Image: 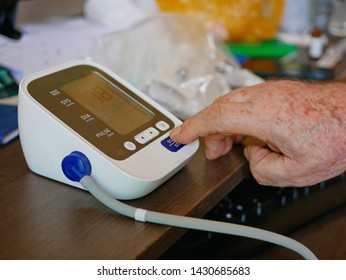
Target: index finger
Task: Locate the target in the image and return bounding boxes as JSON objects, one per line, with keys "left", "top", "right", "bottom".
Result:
{"left": 170, "top": 100, "right": 257, "bottom": 144}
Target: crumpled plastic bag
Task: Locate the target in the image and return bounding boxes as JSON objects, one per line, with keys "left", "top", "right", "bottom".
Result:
{"left": 90, "top": 13, "right": 263, "bottom": 119}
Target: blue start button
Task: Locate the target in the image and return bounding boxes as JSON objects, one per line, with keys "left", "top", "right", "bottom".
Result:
{"left": 161, "top": 136, "right": 185, "bottom": 152}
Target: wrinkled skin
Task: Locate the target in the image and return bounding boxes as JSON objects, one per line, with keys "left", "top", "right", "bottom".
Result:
{"left": 170, "top": 80, "right": 346, "bottom": 187}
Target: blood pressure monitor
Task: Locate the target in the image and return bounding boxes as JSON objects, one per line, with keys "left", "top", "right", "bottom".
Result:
{"left": 18, "top": 60, "right": 199, "bottom": 199}
{"left": 17, "top": 61, "right": 319, "bottom": 260}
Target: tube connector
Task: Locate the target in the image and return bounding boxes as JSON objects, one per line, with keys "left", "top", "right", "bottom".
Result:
{"left": 61, "top": 151, "right": 92, "bottom": 182}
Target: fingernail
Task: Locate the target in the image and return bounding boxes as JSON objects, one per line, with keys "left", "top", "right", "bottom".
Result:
{"left": 205, "top": 149, "right": 216, "bottom": 160}
{"left": 243, "top": 147, "right": 249, "bottom": 160}
{"left": 205, "top": 148, "right": 211, "bottom": 160}
{"left": 170, "top": 126, "right": 181, "bottom": 139}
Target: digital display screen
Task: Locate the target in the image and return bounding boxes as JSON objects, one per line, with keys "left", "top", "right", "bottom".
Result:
{"left": 59, "top": 72, "right": 154, "bottom": 135}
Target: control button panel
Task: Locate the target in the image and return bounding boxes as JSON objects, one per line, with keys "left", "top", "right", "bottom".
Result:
{"left": 134, "top": 127, "right": 160, "bottom": 144}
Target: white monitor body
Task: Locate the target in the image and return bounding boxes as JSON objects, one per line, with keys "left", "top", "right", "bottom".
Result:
{"left": 18, "top": 60, "right": 199, "bottom": 199}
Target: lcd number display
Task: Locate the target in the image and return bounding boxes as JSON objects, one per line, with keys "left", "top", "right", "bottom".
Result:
{"left": 60, "top": 73, "right": 154, "bottom": 135}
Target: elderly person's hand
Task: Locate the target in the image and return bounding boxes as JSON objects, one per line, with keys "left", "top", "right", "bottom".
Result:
{"left": 170, "top": 80, "right": 346, "bottom": 187}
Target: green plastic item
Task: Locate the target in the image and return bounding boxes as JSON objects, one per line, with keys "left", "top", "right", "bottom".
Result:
{"left": 227, "top": 40, "right": 297, "bottom": 59}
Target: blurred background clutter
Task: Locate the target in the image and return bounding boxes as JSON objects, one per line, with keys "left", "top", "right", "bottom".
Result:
{"left": 1, "top": 0, "right": 346, "bottom": 137}
{"left": 1, "top": 0, "right": 346, "bottom": 120}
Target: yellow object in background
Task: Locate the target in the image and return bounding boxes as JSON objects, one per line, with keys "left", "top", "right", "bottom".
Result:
{"left": 156, "top": 0, "right": 286, "bottom": 43}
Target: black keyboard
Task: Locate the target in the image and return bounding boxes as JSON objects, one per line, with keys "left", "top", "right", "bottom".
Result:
{"left": 161, "top": 172, "right": 346, "bottom": 259}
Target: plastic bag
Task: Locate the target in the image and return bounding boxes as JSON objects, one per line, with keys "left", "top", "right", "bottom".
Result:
{"left": 90, "top": 13, "right": 263, "bottom": 119}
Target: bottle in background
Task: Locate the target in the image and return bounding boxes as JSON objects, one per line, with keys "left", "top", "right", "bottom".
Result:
{"left": 308, "top": 0, "right": 331, "bottom": 60}
{"left": 309, "top": 27, "right": 325, "bottom": 59}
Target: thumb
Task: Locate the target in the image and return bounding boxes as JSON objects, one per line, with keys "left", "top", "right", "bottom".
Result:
{"left": 244, "top": 145, "right": 289, "bottom": 186}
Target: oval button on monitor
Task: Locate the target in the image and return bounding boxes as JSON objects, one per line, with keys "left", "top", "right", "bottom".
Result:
{"left": 156, "top": 121, "right": 170, "bottom": 131}
{"left": 124, "top": 141, "right": 136, "bottom": 151}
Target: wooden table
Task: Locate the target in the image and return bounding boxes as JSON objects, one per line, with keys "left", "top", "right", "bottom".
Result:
{"left": 1, "top": 138, "right": 345, "bottom": 260}
{"left": 0, "top": 139, "right": 248, "bottom": 259}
